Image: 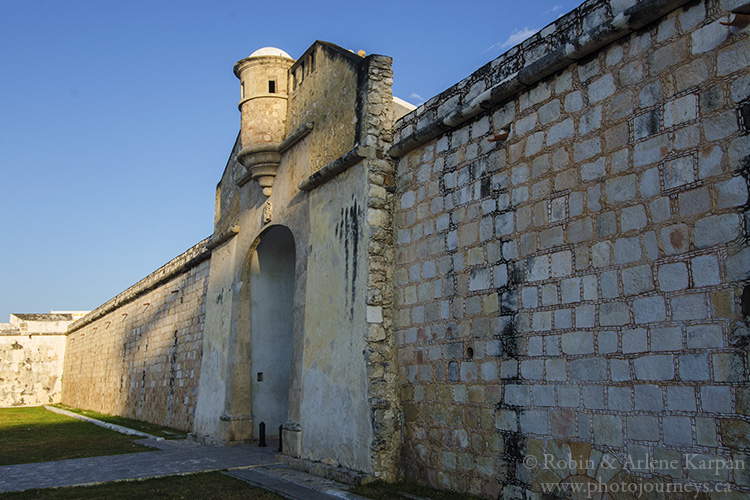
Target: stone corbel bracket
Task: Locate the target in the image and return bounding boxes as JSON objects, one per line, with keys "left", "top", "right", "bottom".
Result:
{"left": 236, "top": 122, "right": 314, "bottom": 192}
{"left": 238, "top": 147, "right": 280, "bottom": 196}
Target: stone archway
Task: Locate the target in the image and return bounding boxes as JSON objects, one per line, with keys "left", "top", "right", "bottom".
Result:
{"left": 248, "top": 225, "right": 296, "bottom": 439}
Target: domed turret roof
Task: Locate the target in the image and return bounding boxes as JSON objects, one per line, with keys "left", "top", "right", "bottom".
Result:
{"left": 249, "top": 47, "right": 293, "bottom": 59}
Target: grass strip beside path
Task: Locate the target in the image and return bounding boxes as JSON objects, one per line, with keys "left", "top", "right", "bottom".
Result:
{"left": 351, "top": 480, "right": 484, "bottom": 500}
{"left": 0, "top": 407, "right": 152, "bottom": 466}
{"left": 0, "top": 472, "right": 285, "bottom": 500}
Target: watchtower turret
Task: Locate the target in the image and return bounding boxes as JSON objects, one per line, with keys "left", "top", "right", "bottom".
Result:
{"left": 233, "top": 47, "right": 295, "bottom": 196}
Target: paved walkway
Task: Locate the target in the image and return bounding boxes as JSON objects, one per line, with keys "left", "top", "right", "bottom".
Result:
{"left": 0, "top": 438, "right": 367, "bottom": 499}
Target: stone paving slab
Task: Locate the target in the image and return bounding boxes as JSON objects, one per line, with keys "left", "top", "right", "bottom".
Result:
{"left": 0, "top": 440, "right": 278, "bottom": 493}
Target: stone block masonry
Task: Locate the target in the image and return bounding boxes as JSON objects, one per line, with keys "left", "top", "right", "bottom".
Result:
{"left": 0, "top": 313, "right": 74, "bottom": 407}
{"left": 1, "top": 334, "right": 67, "bottom": 407}
{"left": 15, "top": 2, "right": 749, "bottom": 495}
{"left": 62, "top": 240, "right": 210, "bottom": 431}
{"left": 392, "top": 0, "right": 750, "bottom": 497}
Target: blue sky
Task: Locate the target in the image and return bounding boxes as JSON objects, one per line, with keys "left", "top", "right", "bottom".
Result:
{"left": 0, "top": 0, "right": 568, "bottom": 320}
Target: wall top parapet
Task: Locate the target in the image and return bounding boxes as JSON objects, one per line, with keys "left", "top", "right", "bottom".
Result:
{"left": 390, "top": 0, "right": 695, "bottom": 157}
{"left": 67, "top": 238, "right": 211, "bottom": 334}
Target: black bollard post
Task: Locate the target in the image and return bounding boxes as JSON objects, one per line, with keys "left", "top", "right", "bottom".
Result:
{"left": 278, "top": 425, "right": 283, "bottom": 452}
{"left": 259, "top": 422, "right": 267, "bottom": 447}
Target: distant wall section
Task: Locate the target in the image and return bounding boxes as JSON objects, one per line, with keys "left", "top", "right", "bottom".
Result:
{"left": 0, "top": 314, "right": 71, "bottom": 407}
{"left": 61, "top": 240, "right": 211, "bottom": 431}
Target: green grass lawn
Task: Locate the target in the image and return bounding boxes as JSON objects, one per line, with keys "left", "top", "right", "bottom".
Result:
{"left": 0, "top": 472, "right": 284, "bottom": 500}
{"left": 0, "top": 406, "right": 152, "bottom": 466}
{"left": 0, "top": 407, "right": 470, "bottom": 500}
{"left": 52, "top": 404, "right": 188, "bottom": 439}
{"left": 351, "top": 480, "right": 484, "bottom": 500}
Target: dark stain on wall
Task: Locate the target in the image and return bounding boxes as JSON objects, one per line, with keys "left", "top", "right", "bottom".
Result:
{"left": 166, "top": 329, "right": 179, "bottom": 425}
{"left": 335, "top": 198, "right": 361, "bottom": 321}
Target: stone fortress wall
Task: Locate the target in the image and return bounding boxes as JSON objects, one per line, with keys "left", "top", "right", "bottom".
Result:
{"left": 10, "top": 0, "right": 748, "bottom": 497}
{"left": 0, "top": 313, "right": 77, "bottom": 407}
{"left": 391, "top": 0, "right": 750, "bottom": 496}
{"left": 61, "top": 240, "right": 210, "bottom": 431}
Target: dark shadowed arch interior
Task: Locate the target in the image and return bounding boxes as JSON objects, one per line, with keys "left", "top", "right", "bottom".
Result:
{"left": 249, "top": 225, "right": 295, "bottom": 439}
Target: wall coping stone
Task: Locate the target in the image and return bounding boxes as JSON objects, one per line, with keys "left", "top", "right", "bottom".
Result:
{"left": 67, "top": 238, "right": 211, "bottom": 334}
{"left": 0, "top": 330, "right": 68, "bottom": 336}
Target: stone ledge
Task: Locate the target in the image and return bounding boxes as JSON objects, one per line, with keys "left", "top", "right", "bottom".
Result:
{"left": 206, "top": 225, "right": 240, "bottom": 250}
{"left": 0, "top": 330, "right": 67, "bottom": 336}
{"left": 298, "top": 145, "right": 374, "bottom": 191}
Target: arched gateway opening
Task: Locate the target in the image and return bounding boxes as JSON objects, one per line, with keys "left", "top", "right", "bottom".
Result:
{"left": 248, "top": 225, "right": 295, "bottom": 439}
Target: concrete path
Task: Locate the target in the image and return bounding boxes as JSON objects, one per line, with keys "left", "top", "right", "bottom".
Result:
{"left": 0, "top": 438, "right": 367, "bottom": 499}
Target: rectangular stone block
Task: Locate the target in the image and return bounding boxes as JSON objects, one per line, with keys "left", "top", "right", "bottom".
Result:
{"left": 671, "top": 294, "right": 707, "bottom": 321}
{"left": 664, "top": 416, "right": 692, "bottom": 447}
{"left": 634, "top": 384, "right": 663, "bottom": 411}
{"left": 658, "top": 262, "right": 689, "bottom": 291}
{"left": 593, "top": 414, "right": 623, "bottom": 447}
{"left": 520, "top": 410, "right": 548, "bottom": 434}
{"left": 613, "top": 236, "right": 641, "bottom": 264}
{"left": 582, "top": 385, "right": 605, "bottom": 409}
{"left": 622, "top": 265, "right": 654, "bottom": 295}
{"left": 575, "top": 304, "right": 595, "bottom": 328}
{"left": 599, "top": 302, "right": 630, "bottom": 326}
{"left": 504, "top": 384, "right": 531, "bottom": 406}
{"left": 694, "top": 213, "right": 742, "bottom": 248}
{"left": 468, "top": 268, "right": 491, "bottom": 291}
{"left": 650, "top": 326, "right": 682, "bottom": 351}
{"left": 558, "top": 385, "right": 580, "bottom": 407}
{"left": 686, "top": 324, "right": 723, "bottom": 349}
{"left": 561, "top": 331, "right": 594, "bottom": 355}
{"left": 569, "top": 358, "right": 606, "bottom": 381}
{"left": 667, "top": 386, "right": 697, "bottom": 412}
{"left": 634, "top": 355, "right": 674, "bottom": 380}
{"left": 633, "top": 296, "right": 666, "bottom": 324}
{"left": 622, "top": 328, "right": 648, "bottom": 353}
{"left": 545, "top": 359, "right": 567, "bottom": 381}
{"left": 627, "top": 415, "right": 659, "bottom": 441}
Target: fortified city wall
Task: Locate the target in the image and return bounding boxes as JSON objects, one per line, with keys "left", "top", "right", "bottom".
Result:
{"left": 36, "top": 0, "right": 750, "bottom": 496}
{"left": 391, "top": 0, "right": 750, "bottom": 496}
{"left": 61, "top": 240, "right": 211, "bottom": 431}
{"left": 0, "top": 314, "right": 74, "bottom": 407}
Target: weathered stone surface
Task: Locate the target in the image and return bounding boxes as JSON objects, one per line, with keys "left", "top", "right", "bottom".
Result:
{"left": 634, "top": 355, "right": 674, "bottom": 380}
{"left": 42, "top": 1, "right": 750, "bottom": 496}
{"left": 1, "top": 314, "right": 74, "bottom": 407}
{"left": 694, "top": 213, "right": 742, "bottom": 248}
{"left": 720, "top": 420, "right": 750, "bottom": 449}
{"left": 64, "top": 244, "right": 210, "bottom": 432}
